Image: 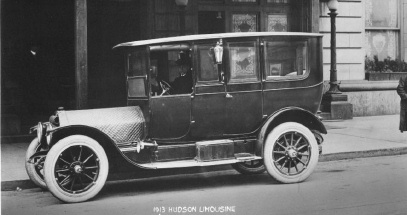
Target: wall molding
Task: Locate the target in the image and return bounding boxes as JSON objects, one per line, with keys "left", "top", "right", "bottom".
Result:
{"left": 339, "top": 80, "right": 399, "bottom": 92}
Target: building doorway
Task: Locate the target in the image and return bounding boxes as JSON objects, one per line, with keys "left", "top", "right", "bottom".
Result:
{"left": 87, "top": 0, "right": 141, "bottom": 109}
{"left": 198, "top": 11, "right": 225, "bottom": 34}
{"left": 1, "top": 0, "right": 75, "bottom": 135}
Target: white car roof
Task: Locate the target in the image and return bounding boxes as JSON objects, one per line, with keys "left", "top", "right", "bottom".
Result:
{"left": 113, "top": 32, "right": 323, "bottom": 49}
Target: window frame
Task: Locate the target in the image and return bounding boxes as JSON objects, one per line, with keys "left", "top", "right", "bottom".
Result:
{"left": 364, "top": 0, "right": 403, "bottom": 61}
{"left": 198, "top": 0, "right": 310, "bottom": 33}
{"left": 148, "top": 43, "right": 194, "bottom": 96}
{"left": 230, "top": 12, "right": 260, "bottom": 32}
{"left": 266, "top": 13, "right": 289, "bottom": 32}
{"left": 126, "top": 47, "right": 149, "bottom": 98}
{"left": 262, "top": 37, "right": 311, "bottom": 82}
{"left": 194, "top": 40, "right": 223, "bottom": 85}
{"left": 224, "top": 38, "right": 261, "bottom": 83}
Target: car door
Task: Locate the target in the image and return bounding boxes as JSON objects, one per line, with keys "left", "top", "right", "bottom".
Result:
{"left": 223, "top": 39, "right": 263, "bottom": 135}
{"left": 148, "top": 45, "right": 192, "bottom": 139}
{"left": 190, "top": 40, "right": 226, "bottom": 139}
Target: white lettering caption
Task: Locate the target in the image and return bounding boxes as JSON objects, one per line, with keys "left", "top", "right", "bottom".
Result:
{"left": 153, "top": 206, "right": 236, "bottom": 214}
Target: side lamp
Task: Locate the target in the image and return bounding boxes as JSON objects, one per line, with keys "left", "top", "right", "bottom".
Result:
{"left": 213, "top": 39, "right": 223, "bottom": 64}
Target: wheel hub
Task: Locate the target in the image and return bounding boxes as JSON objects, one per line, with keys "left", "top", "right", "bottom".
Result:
{"left": 271, "top": 130, "right": 313, "bottom": 177}
{"left": 287, "top": 147, "right": 298, "bottom": 158}
{"left": 74, "top": 165, "right": 83, "bottom": 174}
{"left": 54, "top": 144, "right": 102, "bottom": 195}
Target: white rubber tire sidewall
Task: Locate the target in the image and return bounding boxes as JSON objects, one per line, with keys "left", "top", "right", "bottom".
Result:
{"left": 44, "top": 135, "right": 109, "bottom": 203}
{"left": 264, "top": 122, "right": 319, "bottom": 183}
{"left": 25, "top": 138, "right": 47, "bottom": 189}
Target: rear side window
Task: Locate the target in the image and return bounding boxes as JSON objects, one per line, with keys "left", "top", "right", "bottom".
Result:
{"left": 264, "top": 40, "right": 308, "bottom": 80}
{"left": 228, "top": 41, "right": 259, "bottom": 82}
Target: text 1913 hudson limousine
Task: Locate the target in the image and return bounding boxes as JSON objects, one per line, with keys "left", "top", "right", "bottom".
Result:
{"left": 26, "top": 32, "right": 326, "bottom": 203}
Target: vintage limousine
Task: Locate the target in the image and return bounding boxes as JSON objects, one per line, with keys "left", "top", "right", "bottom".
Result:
{"left": 26, "top": 32, "right": 326, "bottom": 203}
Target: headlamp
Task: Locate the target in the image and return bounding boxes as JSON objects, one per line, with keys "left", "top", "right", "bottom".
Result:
{"left": 37, "top": 122, "right": 45, "bottom": 143}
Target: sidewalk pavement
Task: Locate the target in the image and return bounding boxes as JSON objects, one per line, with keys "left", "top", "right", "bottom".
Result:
{"left": 2, "top": 115, "right": 407, "bottom": 191}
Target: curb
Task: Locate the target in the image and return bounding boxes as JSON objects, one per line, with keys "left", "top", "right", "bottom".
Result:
{"left": 1, "top": 180, "right": 36, "bottom": 191}
{"left": 3, "top": 147, "right": 407, "bottom": 191}
{"left": 318, "top": 147, "right": 407, "bottom": 162}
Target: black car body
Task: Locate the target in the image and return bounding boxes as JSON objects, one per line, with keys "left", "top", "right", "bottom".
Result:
{"left": 26, "top": 32, "right": 326, "bottom": 203}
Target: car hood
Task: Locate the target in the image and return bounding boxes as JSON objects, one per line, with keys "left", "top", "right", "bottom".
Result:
{"left": 57, "top": 106, "right": 146, "bottom": 144}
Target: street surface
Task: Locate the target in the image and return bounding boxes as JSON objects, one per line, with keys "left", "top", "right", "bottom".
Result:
{"left": 2, "top": 155, "right": 407, "bottom": 215}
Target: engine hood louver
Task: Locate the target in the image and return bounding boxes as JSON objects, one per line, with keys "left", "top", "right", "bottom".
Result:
{"left": 58, "top": 106, "right": 146, "bottom": 144}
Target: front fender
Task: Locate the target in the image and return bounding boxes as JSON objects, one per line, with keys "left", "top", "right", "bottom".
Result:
{"left": 48, "top": 125, "right": 150, "bottom": 170}
{"left": 256, "top": 107, "right": 327, "bottom": 156}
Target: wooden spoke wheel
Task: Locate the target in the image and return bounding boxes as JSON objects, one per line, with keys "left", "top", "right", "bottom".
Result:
{"left": 44, "top": 135, "right": 108, "bottom": 203}
{"left": 263, "top": 122, "right": 318, "bottom": 183}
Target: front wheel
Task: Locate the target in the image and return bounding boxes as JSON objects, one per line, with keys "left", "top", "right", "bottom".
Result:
{"left": 44, "top": 135, "right": 109, "bottom": 203}
{"left": 263, "top": 122, "right": 318, "bottom": 183}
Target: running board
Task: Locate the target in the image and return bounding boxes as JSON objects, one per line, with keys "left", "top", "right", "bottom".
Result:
{"left": 138, "top": 156, "right": 262, "bottom": 169}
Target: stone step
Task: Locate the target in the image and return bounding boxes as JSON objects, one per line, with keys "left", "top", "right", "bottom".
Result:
{"left": 319, "top": 112, "right": 332, "bottom": 121}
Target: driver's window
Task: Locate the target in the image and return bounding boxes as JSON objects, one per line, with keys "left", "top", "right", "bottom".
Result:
{"left": 149, "top": 44, "right": 193, "bottom": 96}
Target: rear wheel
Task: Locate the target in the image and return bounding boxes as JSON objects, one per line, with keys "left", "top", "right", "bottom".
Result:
{"left": 44, "top": 135, "right": 108, "bottom": 203}
{"left": 263, "top": 122, "right": 318, "bottom": 183}
{"left": 25, "top": 138, "right": 47, "bottom": 189}
{"left": 231, "top": 160, "right": 266, "bottom": 175}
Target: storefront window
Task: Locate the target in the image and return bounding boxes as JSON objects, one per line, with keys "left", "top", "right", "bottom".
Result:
{"left": 232, "top": 14, "right": 258, "bottom": 32}
{"left": 365, "top": 31, "right": 397, "bottom": 61}
{"left": 365, "top": 0, "right": 399, "bottom": 61}
{"left": 365, "top": 0, "right": 397, "bottom": 28}
{"left": 267, "top": 14, "right": 288, "bottom": 32}
{"left": 198, "top": 0, "right": 306, "bottom": 33}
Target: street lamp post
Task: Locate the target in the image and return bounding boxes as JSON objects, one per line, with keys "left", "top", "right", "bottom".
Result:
{"left": 320, "top": 0, "right": 353, "bottom": 119}
{"left": 175, "top": 0, "right": 188, "bottom": 36}
{"left": 326, "top": 0, "right": 340, "bottom": 94}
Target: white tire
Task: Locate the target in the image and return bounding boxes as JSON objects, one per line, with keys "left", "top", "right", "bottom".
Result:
{"left": 264, "top": 122, "right": 318, "bottom": 183}
{"left": 25, "top": 138, "right": 47, "bottom": 189}
{"left": 44, "top": 135, "right": 109, "bottom": 203}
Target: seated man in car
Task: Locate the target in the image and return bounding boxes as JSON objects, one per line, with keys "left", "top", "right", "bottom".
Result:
{"left": 171, "top": 51, "right": 193, "bottom": 94}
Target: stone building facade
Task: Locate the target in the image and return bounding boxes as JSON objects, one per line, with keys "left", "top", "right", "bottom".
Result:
{"left": 1, "top": 0, "right": 407, "bottom": 136}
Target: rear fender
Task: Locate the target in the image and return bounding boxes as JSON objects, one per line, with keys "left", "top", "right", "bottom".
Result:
{"left": 256, "top": 107, "right": 327, "bottom": 156}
